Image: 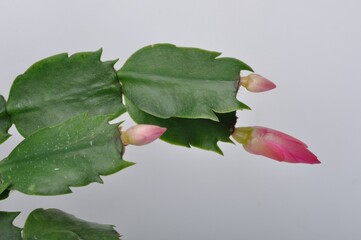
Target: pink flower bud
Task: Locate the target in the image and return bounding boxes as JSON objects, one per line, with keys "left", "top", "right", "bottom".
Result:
{"left": 121, "top": 125, "right": 166, "bottom": 146}
{"left": 232, "top": 126, "right": 320, "bottom": 164}
{"left": 240, "top": 74, "right": 276, "bottom": 92}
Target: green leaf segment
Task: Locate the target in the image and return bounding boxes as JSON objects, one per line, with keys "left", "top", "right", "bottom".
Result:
{"left": 0, "top": 209, "right": 121, "bottom": 240}
{"left": 119, "top": 44, "right": 252, "bottom": 121}
{"left": 23, "top": 209, "right": 121, "bottom": 240}
{"left": 125, "top": 97, "right": 236, "bottom": 154}
{"left": 7, "top": 50, "right": 126, "bottom": 137}
{"left": 0, "top": 95, "right": 12, "bottom": 144}
{"left": 0, "top": 114, "right": 133, "bottom": 197}
{"left": 119, "top": 44, "right": 252, "bottom": 153}
{"left": 0, "top": 212, "right": 22, "bottom": 240}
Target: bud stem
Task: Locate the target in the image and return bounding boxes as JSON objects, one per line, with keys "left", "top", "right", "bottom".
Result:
{"left": 232, "top": 127, "right": 253, "bottom": 145}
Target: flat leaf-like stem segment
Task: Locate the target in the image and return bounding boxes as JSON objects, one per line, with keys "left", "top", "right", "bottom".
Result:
{"left": 118, "top": 44, "right": 252, "bottom": 121}
{"left": 23, "top": 209, "right": 121, "bottom": 240}
{"left": 0, "top": 212, "right": 22, "bottom": 240}
{"left": 126, "top": 98, "right": 236, "bottom": 154}
{"left": 0, "top": 114, "right": 133, "bottom": 196}
{"left": 7, "top": 50, "right": 126, "bottom": 137}
{"left": 0, "top": 95, "right": 12, "bottom": 144}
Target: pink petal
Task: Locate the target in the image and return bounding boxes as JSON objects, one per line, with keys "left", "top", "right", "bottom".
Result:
{"left": 280, "top": 141, "right": 320, "bottom": 164}
{"left": 262, "top": 127, "right": 308, "bottom": 147}
{"left": 244, "top": 137, "right": 286, "bottom": 162}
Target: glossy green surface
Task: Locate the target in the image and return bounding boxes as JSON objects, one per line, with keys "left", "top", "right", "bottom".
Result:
{"left": 126, "top": 97, "right": 236, "bottom": 154}
{"left": 119, "top": 44, "right": 252, "bottom": 121}
{"left": 23, "top": 209, "right": 121, "bottom": 240}
{"left": 7, "top": 50, "right": 125, "bottom": 137}
{"left": 0, "top": 95, "right": 12, "bottom": 144}
{"left": 0, "top": 114, "right": 133, "bottom": 197}
{"left": 0, "top": 212, "right": 22, "bottom": 240}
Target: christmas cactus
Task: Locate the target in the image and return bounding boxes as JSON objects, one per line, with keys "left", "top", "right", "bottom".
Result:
{"left": 0, "top": 43, "right": 319, "bottom": 201}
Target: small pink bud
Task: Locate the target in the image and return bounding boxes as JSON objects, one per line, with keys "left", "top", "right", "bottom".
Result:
{"left": 240, "top": 74, "right": 276, "bottom": 92}
{"left": 121, "top": 125, "right": 166, "bottom": 146}
{"left": 232, "top": 126, "right": 320, "bottom": 164}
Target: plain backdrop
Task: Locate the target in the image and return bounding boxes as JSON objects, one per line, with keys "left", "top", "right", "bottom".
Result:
{"left": 1, "top": 0, "right": 360, "bottom": 239}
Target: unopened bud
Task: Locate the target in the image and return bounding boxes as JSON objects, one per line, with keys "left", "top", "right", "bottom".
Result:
{"left": 240, "top": 74, "right": 276, "bottom": 92}
{"left": 232, "top": 126, "right": 320, "bottom": 164}
{"left": 121, "top": 124, "right": 166, "bottom": 146}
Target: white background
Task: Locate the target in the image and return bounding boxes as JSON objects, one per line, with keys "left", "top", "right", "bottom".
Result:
{"left": 1, "top": 0, "right": 360, "bottom": 239}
